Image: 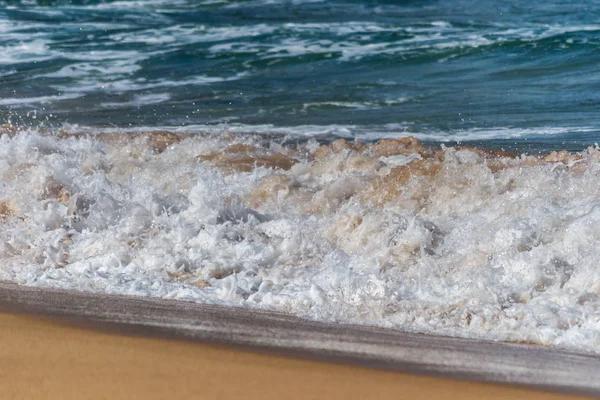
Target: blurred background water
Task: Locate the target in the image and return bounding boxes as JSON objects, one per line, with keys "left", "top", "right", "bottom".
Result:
{"left": 1, "top": 0, "right": 600, "bottom": 151}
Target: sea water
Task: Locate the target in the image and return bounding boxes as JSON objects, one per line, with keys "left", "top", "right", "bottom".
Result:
{"left": 2, "top": 0, "right": 600, "bottom": 151}
{"left": 2, "top": 0, "right": 600, "bottom": 352}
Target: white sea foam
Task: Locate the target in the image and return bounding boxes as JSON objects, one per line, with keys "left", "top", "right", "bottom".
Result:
{"left": 101, "top": 93, "right": 171, "bottom": 108}
{"left": 111, "top": 123, "right": 593, "bottom": 143}
{"left": 0, "top": 39, "right": 55, "bottom": 65}
{"left": 204, "top": 20, "right": 600, "bottom": 61}
{"left": 298, "top": 98, "right": 410, "bottom": 111}
{"left": 51, "top": 72, "right": 247, "bottom": 94}
{"left": 207, "top": 29, "right": 494, "bottom": 61}
{"left": 301, "top": 102, "right": 378, "bottom": 111}
{"left": 376, "top": 125, "right": 599, "bottom": 142}
{"left": 0, "top": 93, "right": 82, "bottom": 106}
{"left": 1, "top": 12, "right": 595, "bottom": 80}
{"left": 39, "top": 60, "right": 142, "bottom": 79}
{"left": 110, "top": 24, "right": 277, "bottom": 46}
{"left": 282, "top": 22, "right": 398, "bottom": 35}
{"left": 2, "top": 128, "right": 600, "bottom": 353}
{"left": 223, "top": 0, "right": 325, "bottom": 8}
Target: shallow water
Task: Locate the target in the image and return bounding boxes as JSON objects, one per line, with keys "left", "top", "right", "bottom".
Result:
{"left": 1, "top": 0, "right": 600, "bottom": 150}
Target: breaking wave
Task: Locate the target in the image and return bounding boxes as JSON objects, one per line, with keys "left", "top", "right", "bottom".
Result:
{"left": 2, "top": 126, "right": 600, "bottom": 352}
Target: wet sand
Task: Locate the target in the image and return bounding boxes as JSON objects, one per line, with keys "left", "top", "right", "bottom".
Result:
{"left": 1, "top": 282, "right": 600, "bottom": 399}
{"left": 0, "top": 312, "right": 594, "bottom": 400}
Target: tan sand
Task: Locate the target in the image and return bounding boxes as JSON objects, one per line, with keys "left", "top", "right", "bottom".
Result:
{"left": 0, "top": 313, "right": 591, "bottom": 400}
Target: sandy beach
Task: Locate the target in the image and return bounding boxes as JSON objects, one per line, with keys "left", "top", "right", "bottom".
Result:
{"left": 1, "top": 312, "right": 594, "bottom": 400}
{"left": 1, "top": 283, "right": 599, "bottom": 399}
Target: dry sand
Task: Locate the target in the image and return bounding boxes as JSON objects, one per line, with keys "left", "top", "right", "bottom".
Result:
{"left": 0, "top": 313, "right": 592, "bottom": 400}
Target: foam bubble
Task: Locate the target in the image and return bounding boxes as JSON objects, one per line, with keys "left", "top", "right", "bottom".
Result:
{"left": 0, "top": 93, "right": 82, "bottom": 106}
{"left": 101, "top": 93, "right": 171, "bottom": 109}
{"left": 2, "top": 128, "right": 600, "bottom": 352}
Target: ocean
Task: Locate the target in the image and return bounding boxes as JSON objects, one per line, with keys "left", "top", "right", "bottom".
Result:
{"left": 2, "top": 0, "right": 600, "bottom": 150}
{"left": 2, "top": 0, "right": 600, "bottom": 353}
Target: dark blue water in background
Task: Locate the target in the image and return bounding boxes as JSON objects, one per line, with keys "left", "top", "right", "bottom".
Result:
{"left": 1, "top": 0, "right": 600, "bottom": 151}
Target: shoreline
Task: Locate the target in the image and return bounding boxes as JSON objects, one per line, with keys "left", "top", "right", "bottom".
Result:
{"left": 4, "top": 311, "right": 593, "bottom": 400}
{"left": 1, "top": 281, "right": 599, "bottom": 397}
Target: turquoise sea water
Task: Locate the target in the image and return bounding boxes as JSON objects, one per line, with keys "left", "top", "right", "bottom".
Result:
{"left": 1, "top": 0, "right": 600, "bottom": 151}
